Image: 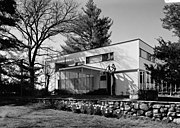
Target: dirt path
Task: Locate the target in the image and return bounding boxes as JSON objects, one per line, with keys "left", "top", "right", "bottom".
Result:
{"left": 0, "top": 103, "right": 179, "bottom": 128}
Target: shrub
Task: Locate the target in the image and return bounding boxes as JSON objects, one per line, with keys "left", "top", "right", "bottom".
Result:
{"left": 93, "top": 105, "right": 102, "bottom": 115}
{"left": 35, "top": 89, "right": 51, "bottom": 97}
{"left": 138, "top": 90, "right": 158, "bottom": 100}
{"left": 86, "top": 104, "right": 94, "bottom": 115}
{"left": 54, "top": 100, "right": 67, "bottom": 110}
{"left": 86, "top": 89, "right": 108, "bottom": 95}
{"left": 53, "top": 89, "right": 73, "bottom": 95}
{"left": 80, "top": 104, "right": 88, "bottom": 114}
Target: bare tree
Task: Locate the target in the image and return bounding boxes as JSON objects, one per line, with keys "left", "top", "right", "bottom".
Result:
{"left": 14, "top": 0, "right": 79, "bottom": 92}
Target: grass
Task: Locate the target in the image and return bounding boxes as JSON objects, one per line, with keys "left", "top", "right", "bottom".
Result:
{"left": 0, "top": 103, "right": 179, "bottom": 128}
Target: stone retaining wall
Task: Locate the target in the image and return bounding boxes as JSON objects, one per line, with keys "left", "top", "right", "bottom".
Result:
{"left": 38, "top": 98, "right": 180, "bottom": 124}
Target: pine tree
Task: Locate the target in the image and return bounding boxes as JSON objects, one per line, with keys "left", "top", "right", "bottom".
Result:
{"left": 61, "top": 0, "right": 113, "bottom": 54}
{"left": 0, "top": 0, "right": 19, "bottom": 77}
{"left": 0, "top": 0, "right": 19, "bottom": 50}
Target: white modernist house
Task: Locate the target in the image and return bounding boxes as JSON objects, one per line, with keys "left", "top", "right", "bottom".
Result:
{"left": 46, "top": 39, "right": 155, "bottom": 98}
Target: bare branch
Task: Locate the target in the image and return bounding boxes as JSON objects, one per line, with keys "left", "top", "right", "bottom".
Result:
{"left": 13, "top": 0, "right": 79, "bottom": 87}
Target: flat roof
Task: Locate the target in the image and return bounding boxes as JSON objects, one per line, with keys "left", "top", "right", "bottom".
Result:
{"left": 46, "top": 38, "right": 153, "bottom": 63}
{"left": 58, "top": 65, "right": 105, "bottom": 72}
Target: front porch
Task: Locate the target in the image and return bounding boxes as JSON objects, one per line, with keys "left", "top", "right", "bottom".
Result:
{"left": 57, "top": 65, "right": 108, "bottom": 94}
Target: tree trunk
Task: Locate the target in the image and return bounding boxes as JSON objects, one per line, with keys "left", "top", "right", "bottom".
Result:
{"left": 45, "top": 74, "right": 50, "bottom": 95}
{"left": 29, "top": 64, "right": 35, "bottom": 95}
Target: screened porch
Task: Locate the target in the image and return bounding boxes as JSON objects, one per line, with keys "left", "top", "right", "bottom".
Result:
{"left": 57, "top": 65, "right": 106, "bottom": 94}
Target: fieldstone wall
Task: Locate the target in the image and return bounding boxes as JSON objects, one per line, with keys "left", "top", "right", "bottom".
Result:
{"left": 39, "top": 98, "right": 180, "bottom": 124}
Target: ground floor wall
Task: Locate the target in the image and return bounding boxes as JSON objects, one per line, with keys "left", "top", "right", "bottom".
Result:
{"left": 49, "top": 68, "right": 155, "bottom": 97}
{"left": 55, "top": 70, "right": 140, "bottom": 96}
{"left": 114, "top": 71, "right": 138, "bottom": 96}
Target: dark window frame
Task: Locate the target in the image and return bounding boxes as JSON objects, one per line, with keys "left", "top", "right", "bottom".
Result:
{"left": 139, "top": 48, "right": 154, "bottom": 63}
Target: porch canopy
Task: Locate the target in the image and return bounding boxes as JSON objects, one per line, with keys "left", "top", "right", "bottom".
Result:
{"left": 57, "top": 64, "right": 105, "bottom": 75}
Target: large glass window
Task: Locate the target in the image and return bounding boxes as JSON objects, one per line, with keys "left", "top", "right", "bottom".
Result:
{"left": 139, "top": 71, "right": 155, "bottom": 90}
{"left": 58, "top": 71, "right": 94, "bottom": 93}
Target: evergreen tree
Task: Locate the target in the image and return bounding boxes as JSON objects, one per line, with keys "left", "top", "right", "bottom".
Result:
{"left": 0, "top": 0, "right": 22, "bottom": 83}
{"left": 0, "top": 0, "right": 20, "bottom": 51}
{"left": 161, "top": 4, "right": 180, "bottom": 38}
{"left": 146, "top": 4, "right": 180, "bottom": 86}
{"left": 61, "top": 0, "right": 113, "bottom": 54}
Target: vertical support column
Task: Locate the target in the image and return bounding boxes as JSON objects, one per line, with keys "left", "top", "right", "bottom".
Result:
{"left": 138, "top": 69, "right": 140, "bottom": 90}
{"left": 57, "top": 71, "right": 61, "bottom": 89}
{"left": 65, "top": 70, "right": 66, "bottom": 90}
{"left": 88, "top": 74, "right": 90, "bottom": 91}
{"left": 90, "top": 68, "right": 92, "bottom": 91}
{"left": 77, "top": 72, "right": 79, "bottom": 93}
{"left": 148, "top": 72, "right": 150, "bottom": 89}
{"left": 149, "top": 74, "right": 152, "bottom": 89}
{"left": 170, "top": 83, "right": 172, "bottom": 96}
{"left": 86, "top": 74, "right": 88, "bottom": 93}
{"left": 144, "top": 71, "right": 146, "bottom": 90}
{"left": 55, "top": 68, "right": 56, "bottom": 90}
{"left": 161, "top": 80, "right": 163, "bottom": 94}
{"left": 81, "top": 67, "right": 83, "bottom": 94}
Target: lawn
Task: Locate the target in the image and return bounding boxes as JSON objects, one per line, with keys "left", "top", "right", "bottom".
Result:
{"left": 0, "top": 103, "right": 179, "bottom": 128}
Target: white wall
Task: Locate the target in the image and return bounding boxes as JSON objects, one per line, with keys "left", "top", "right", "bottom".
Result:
{"left": 115, "top": 71, "right": 138, "bottom": 95}
{"left": 54, "top": 39, "right": 140, "bottom": 71}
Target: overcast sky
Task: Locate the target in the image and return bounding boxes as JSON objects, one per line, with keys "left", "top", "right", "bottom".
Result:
{"left": 74, "top": 0, "right": 178, "bottom": 47}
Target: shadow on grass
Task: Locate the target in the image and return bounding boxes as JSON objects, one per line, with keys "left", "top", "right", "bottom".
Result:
{"left": 0, "top": 97, "right": 37, "bottom": 106}
{"left": 1, "top": 95, "right": 180, "bottom": 107}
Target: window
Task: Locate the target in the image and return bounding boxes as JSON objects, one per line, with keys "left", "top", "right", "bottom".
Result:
{"left": 86, "top": 52, "right": 114, "bottom": 64}
{"left": 151, "top": 56, "right": 155, "bottom": 63}
{"left": 140, "top": 49, "right": 147, "bottom": 59}
{"left": 102, "top": 52, "right": 114, "bottom": 61}
{"left": 140, "top": 48, "right": 154, "bottom": 62}
{"left": 86, "top": 57, "right": 90, "bottom": 64}
{"left": 86, "top": 55, "right": 102, "bottom": 64}
{"left": 140, "top": 71, "right": 144, "bottom": 84}
{"left": 139, "top": 71, "right": 155, "bottom": 90}
{"left": 100, "top": 75, "right": 106, "bottom": 81}
{"left": 147, "top": 53, "right": 151, "bottom": 61}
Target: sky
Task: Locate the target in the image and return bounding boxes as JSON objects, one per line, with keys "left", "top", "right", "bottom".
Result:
{"left": 70, "top": 0, "right": 178, "bottom": 47}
